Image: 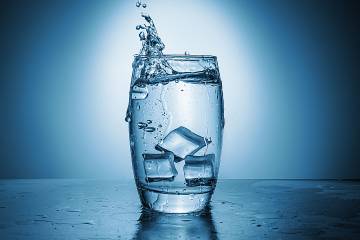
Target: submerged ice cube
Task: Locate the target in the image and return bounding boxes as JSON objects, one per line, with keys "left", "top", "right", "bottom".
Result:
{"left": 183, "top": 154, "right": 215, "bottom": 186}
{"left": 131, "top": 84, "right": 149, "bottom": 100}
{"left": 184, "top": 154, "right": 215, "bottom": 164}
{"left": 143, "top": 152, "right": 177, "bottom": 182}
{"left": 156, "top": 126, "right": 206, "bottom": 159}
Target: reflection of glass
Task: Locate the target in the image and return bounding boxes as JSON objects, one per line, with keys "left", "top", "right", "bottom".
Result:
{"left": 127, "top": 55, "right": 224, "bottom": 213}
{"left": 133, "top": 208, "right": 218, "bottom": 240}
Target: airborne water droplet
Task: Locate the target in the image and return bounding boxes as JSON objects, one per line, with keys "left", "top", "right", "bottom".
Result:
{"left": 146, "top": 120, "right": 152, "bottom": 124}
{"left": 136, "top": 1, "right": 141, "bottom": 7}
{"left": 136, "top": 24, "right": 145, "bottom": 30}
{"left": 142, "top": 3, "right": 147, "bottom": 8}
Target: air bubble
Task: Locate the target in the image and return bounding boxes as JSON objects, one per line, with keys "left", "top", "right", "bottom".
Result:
{"left": 138, "top": 122, "right": 148, "bottom": 129}
{"left": 144, "top": 127, "right": 156, "bottom": 132}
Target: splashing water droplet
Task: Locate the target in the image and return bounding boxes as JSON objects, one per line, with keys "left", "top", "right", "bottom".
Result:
{"left": 136, "top": 1, "right": 141, "bottom": 7}
{"left": 142, "top": 3, "right": 147, "bottom": 8}
{"left": 136, "top": 24, "right": 145, "bottom": 30}
{"left": 139, "top": 31, "right": 146, "bottom": 41}
{"left": 125, "top": 110, "right": 131, "bottom": 122}
{"left": 185, "top": 51, "right": 190, "bottom": 55}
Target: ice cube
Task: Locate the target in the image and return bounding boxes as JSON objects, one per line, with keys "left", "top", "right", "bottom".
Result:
{"left": 156, "top": 126, "right": 206, "bottom": 159}
{"left": 184, "top": 154, "right": 215, "bottom": 164}
{"left": 143, "top": 152, "right": 177, "bottom": 182}
{"left": 131, "top": 84, "right": 148, "bottom": 100}
{"left": 183, "top": 154, "right": 215, "bottom": 187}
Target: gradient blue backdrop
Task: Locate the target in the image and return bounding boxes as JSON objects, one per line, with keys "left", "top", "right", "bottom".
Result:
{"left": 1, "top": 0, "right": 359, "bottom": 179}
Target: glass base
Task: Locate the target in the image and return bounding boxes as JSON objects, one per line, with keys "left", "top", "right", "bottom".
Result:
{"left": 138, "top": 188, "right": 213, "bottom": 213}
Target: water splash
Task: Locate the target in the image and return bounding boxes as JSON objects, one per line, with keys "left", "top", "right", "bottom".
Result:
{"left": 133, "top": 4, "right": 220, "bottom": 86}
{"left": 133, "top": 12, "right": 177, "bottom": 85}
{"left": 136, "top": 14, "right": 165, "bottom": 56}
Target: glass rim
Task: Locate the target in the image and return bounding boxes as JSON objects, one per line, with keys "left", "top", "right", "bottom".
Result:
{"left": 134, "top": 54, "right": 217, "bottom": 60}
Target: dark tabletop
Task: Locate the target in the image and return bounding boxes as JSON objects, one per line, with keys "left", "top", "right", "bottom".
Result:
{"left": 0, "top": 179, "right": 359, "bottom": 239}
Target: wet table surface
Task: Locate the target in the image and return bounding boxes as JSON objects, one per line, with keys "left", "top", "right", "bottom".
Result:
{"left": 0, "top": 179, "right": 360, "bottom": 240}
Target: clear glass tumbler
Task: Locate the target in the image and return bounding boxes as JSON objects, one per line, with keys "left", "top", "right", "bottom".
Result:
{"left": 127, "top": 54, "right": 224, "bottom": 213}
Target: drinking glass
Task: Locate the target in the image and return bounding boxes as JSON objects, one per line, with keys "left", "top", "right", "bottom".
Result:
{"left": 127, "top": 54, "right": 224, "bottom": 213}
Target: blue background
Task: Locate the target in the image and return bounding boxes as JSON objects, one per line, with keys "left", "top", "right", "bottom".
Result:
{"left": 1, "top": 0, "right": 359, "bottom": 179}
